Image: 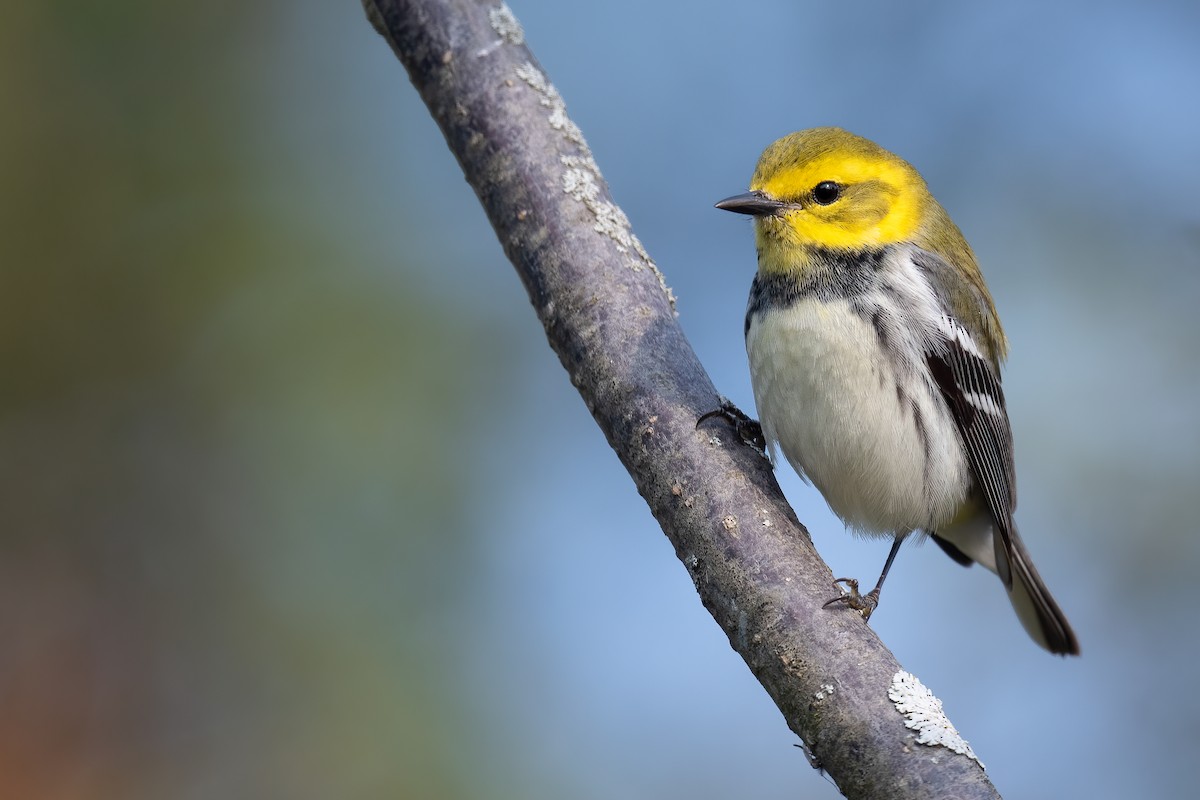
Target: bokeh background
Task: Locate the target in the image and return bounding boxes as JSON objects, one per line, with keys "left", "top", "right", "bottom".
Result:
{"left": 3, "top": 1, "right": 1198, "bottom": 798}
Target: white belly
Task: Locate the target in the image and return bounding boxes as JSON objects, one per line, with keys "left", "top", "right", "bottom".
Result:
{"left": 746, "top": 298, "right": 971, "bottom": 536}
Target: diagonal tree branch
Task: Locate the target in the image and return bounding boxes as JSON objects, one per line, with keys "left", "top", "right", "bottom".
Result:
{"left": 363, "top": 2, "right": 1001, "bottom": 797}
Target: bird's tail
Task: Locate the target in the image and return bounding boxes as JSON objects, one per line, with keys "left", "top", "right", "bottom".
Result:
{"left": 935, "top": 515, "right": 1080, "bottom": 655}
{"left": 999, "top": 528, "right": 1080, "bottom": 656}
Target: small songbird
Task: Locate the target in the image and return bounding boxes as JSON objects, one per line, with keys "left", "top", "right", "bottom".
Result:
{"left": 715, "top": 127, "right": 1079, "bottom": 655}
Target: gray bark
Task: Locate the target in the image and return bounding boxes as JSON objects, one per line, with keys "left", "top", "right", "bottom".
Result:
{"left": 362, "top": 1, "right": 1001, "bottom": 797}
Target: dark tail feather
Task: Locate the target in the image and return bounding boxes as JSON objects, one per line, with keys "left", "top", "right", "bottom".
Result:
{"left": 999, "top": 529, "right": 1080, "bottom": 656}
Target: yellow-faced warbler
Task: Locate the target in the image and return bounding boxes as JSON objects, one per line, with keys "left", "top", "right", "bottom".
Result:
{"left": 714, "top": 127, "right": 1079, "bottom": 655}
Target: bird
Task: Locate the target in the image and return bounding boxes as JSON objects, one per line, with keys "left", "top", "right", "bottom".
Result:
{"left": 713, "top": 127, "right": 1079, "bottom": 655}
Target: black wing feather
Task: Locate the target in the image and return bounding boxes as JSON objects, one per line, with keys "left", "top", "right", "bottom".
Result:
{"left": 925, "top": 325, "right": 1017, "bottom": 587}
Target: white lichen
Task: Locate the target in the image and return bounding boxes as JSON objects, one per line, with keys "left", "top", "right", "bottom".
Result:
{"left": 489, "top": 3, "right": 524, "bottom": 44}
{"left": 514, "top": 62, "right": 590, "bottom": 157}
{"left": 476, "top": 3, "right": 524, "bottom": 57}
{"left": 889, "top": 671, "right": 983, "bottom": 767}
{"left": 814, "top": 683, "right": 835, "bottom": 701}
{"left": 560, "top": 155, "right": 649, "bottom": 261}
{"left": 513, "top": 61, "right": 676, "bottom": 309}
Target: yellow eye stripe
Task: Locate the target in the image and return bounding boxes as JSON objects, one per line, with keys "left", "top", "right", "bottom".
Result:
{"left": 750, "top": 154, "right": 926, "bottom": 248}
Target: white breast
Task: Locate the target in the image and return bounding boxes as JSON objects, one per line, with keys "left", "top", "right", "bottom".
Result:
{"left": 746, "top": 297, "right": 970, "bottom": 536}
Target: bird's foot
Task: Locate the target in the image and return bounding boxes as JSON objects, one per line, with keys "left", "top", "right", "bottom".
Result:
{"left": 697, "top": 399, "right": 767, "bottom": 456}
{"left": 822, "top": 578, "right": 880, "bottom": 621}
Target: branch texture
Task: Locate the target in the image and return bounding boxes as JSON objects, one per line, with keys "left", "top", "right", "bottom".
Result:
{"left": 364, "top": 2, "right": 1001, "bottom": 797}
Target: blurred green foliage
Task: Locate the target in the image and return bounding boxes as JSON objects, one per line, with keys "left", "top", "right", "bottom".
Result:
{"left": 0, "top": 3, "right": 506, "bottom": 798}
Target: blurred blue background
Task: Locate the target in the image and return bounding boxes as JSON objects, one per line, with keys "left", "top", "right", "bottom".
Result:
{"left": 3, "top": 1, "right": 1198, "bottom": 797}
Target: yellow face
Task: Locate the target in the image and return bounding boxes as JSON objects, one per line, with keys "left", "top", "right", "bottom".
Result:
{"left": 749, "top": 128, "right": 930, "bottom": 252}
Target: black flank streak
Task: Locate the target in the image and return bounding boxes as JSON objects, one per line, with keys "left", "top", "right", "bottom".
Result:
{"left": 911, "top": 399, "right": 933, "bottom": 492}
{"left": 870, "top": 306, "right": 892, "bottom": 355}
{"left": 879, "top": 279, "right": 904, "bottom": 304}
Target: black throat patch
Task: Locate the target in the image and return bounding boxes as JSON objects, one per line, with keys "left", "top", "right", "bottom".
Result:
{"left": 744, "top": 247, "right": 889, "bottom": 337}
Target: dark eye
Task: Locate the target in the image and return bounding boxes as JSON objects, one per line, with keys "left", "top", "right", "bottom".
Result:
{"left": 812, "top": 181, "right": 841, "bottom": 205}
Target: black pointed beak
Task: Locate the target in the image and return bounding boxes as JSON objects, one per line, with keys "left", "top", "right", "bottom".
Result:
{"left": 715, "top": 191, "right": 787, "bottom": 217}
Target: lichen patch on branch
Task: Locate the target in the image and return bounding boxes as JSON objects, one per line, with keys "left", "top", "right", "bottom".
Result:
{"left": 513, "top": 60, "right": 676, "bottom": 309}
{"left": 476, "top": 3, "right": 524, "bottom": 58}
{"left": 889, "top": 671, "right": 983, "bottom": 767}
{"left": 561, "top": 156, "right": 649, "bottom": 262}
{"left": 513, "top": 62, "right": 590, "bottom": 156}
{"left": 489, "top": 3, "right": 524, "bottom": 45}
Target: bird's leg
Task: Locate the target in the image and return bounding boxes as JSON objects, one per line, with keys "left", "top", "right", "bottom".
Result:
{"left": 823, "top": 534, "right": 907, "bottom": 621}
{"left": 696, "top": 399, "right": 767, "bottom": 456}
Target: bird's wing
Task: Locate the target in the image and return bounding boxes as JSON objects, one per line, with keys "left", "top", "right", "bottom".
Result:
{"left": 924, "top": 316, "right": 1017, "bottom": 587}
{"left": 907, "top": 247, "right": 1077, "bottom": 653}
